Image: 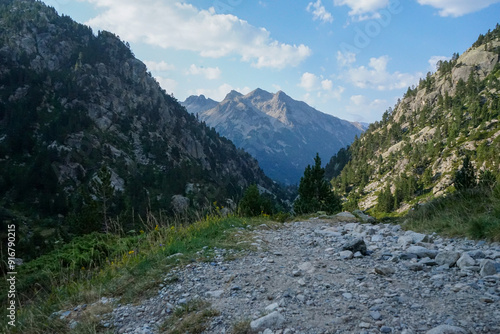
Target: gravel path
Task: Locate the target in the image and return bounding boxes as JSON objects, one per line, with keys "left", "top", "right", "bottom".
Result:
{"left": 101, "top": 216, "right": 500, "bottom": 334}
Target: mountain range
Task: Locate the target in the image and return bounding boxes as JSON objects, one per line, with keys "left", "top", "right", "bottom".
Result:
{"left": 182, "top": 89, "right": 363, "bottom": 184}
{"left": 328, "top": 25, "right": 500, "bottom": 212}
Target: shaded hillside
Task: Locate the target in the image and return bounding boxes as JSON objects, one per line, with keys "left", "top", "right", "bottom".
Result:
{"left": 0, "top": 0, "right": 279, "bottom": 238}
{"left": 328, "top": 25, "right": 500, "bottom": 213}
{"left": 183, "top": 88, "right": 363, "bottom": 185}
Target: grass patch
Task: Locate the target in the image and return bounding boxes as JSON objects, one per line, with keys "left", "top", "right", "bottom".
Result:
{"left": 403, "top": 184, "right": 500, "bottom": 241}
{"left": 1, "top": 215, "right": 274, "bottom": 334}
{"left": 159, "top": 300, "right": 219, "bottom": 334}
{"left": 229, "top": 319, "right": 257, "bottom": 334}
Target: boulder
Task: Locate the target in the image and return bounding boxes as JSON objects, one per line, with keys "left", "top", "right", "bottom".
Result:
{"left": 426, "top": 325, "right": 466, "bottom": 334}
{"left": 456, "top": 253, "right": 476, "bottom": 270}
{"left": 479, "top": 259, "right": 497, "bottom": 277}
{"left": 342, "top": 238, "right": 368, "bottom": 256}
{"left": 250, "top": 311, "right": 285, "bottom": 331}
{"left": 435, "top": 251, "right": 461, "bottom": 268}
{"left": 352, "top": 210, "right": 376, "bottom": 224}
{"left": 339, "top": 250, "right": 354, "bottom": 260}
{"left": 335, "top": 211, "right": 356, "bottom": 219}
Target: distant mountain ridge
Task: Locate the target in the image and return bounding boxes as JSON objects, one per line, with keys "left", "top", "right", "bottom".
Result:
{"left": 328, "top": 24, "right": 500, "bottom": 212}
{"left": 182, "top": 89, "right": 363, "bottom": 184}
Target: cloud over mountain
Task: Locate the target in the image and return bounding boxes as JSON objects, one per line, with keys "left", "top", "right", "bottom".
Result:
{"left": 417, "top": 0, "right": 500, "bottom": 17}
{"left": 83, "top": 0, "right": 311, "bottom": 69}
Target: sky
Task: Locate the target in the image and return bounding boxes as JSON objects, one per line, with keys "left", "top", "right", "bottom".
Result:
{"left": 41, "top": 0, "right": 500, "bottom": 123}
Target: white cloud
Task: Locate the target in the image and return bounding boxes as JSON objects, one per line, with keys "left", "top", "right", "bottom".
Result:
{"left": 83, "top": 0, "right": 311, "bottom": 69}
{"left": 428, "top": 55, "right": 451, "bottom": 72}
{"left": 346, "top": 95, "right": 388, "bottom": 119}
{"left": 321, "top": 79, "right": 333, "bottom": 91}
{"left": 344, "top": 55, "right": 422, "bottom": 90}
{"left": 417, "top": 0, "right": 500, "bottom": 17}
{"left": 334, "top": 0, "right": 389, "bottom": 19}
{"left": 154, "top": 76, "right": 178, "bottom": 93}
{"left": 143, "top": 60, "right": 176, "bottom": 72}
{"left": 307, "top": 0, "right": 334, "bottom": 23}
{"left": 299, "top": 72, "right": 320, "bottom": 91}
{"left": 187, "top": 64, "right": 222, "bottom": 80}
{"left": 337, "top": 51, "right": 357, "bottom": 67}
{"left": 191, "top": 84, "right": 251, "bottom": 101}
{"left": 299, "top": 72, "right": 344, "bottom": 105}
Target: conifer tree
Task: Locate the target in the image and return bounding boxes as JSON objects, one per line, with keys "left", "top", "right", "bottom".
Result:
{"left": 238, "top": 184, "right": 272, "bottom": 217}
{"left": 454, "top": 156, "right": 476, "bottom": 191}
{"left": 377, "top": 183, "right": 394, "bottom": 213}
{"left": 294, "top": 154, "right": 341, "bottom": 214}
{"left": 90, "top": 165, "right": 115, "bottom": 232}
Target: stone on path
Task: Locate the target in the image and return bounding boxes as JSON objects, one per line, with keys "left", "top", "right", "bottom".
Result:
{"left": 205, "top": 290, "right": 224, "bottom": 298}
{"left": 407, "top": 245, "right": 438, "bottom": 259}
{"left": 250, "top": 311, "right": 285, "bottom": 331}
{"left": 375, "top": 266, "right": 396, "bottom": 276}
{"left": 339, "top": 250, "right": 354, "bottom": 260}
{"left": 342, "top": 238, "right": 368, "bottom": 255}
{"left": 435, "top": 251, "right": 461, "bottom": 268}
{"left": 426, "top": 324, "right": 466, "bottom": 334}
{"left": 456, "top": 253, "right": 476, "bottom": 270}
{"left": 479, "top": 259, "right": 497, "bottom": 277}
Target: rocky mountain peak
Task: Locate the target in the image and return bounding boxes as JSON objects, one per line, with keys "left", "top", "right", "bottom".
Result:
{"left": 182, "top": 94, "right": 218, "bottom": 115}
{"left": 224, "top": 90, "right": 244, "bottom": 101}
{"left": 183, "top": 88, "right": 362, "bottom": 184}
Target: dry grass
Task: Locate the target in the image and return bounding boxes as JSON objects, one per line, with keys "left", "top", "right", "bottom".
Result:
{"left": 159, "top": 300, "right": 220, "bottom": 334}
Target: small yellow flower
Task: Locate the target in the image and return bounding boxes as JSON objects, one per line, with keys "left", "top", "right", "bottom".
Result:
{"left": 140, "top": 230, "right": 144, "bottom": 234}
{"left": 128, "top": 250, "right": 134, "bottom": 255}
{"left": 155, "top": 224, "right": 159, "bottom": 231}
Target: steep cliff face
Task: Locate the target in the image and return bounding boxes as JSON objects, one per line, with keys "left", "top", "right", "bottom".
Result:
{"left": 183, "top": 88, "right": 363, "bottom": 185}
{"left": 0, "top": 0, "right": 278, "bottom": 220}
{"left": 329, "top": 26, "right": 500, "bottom": 212}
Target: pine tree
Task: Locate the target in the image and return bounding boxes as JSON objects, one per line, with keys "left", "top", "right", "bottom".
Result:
{"left": 89, "top": 165, "right": 115, "bottom": 232}
{"left": 238, "top": 184, "right": 272, "bottom": 217}
{"left": 454, "top": 156, "right": 476, "bottom": 191}
{"left": 377, "top": 183, "right": 394, "bottom": 213}
{"left": 294, "top": 154, "right": 342, "bottom": 214}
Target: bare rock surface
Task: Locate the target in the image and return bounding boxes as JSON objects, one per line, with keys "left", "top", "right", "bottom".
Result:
{"left": 81, "top": 218, "right": 499, "bottom": 333}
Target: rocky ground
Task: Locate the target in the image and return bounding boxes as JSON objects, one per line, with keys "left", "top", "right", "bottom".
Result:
{"left": 64, "top": 213, "right": 500, "bottom": 333}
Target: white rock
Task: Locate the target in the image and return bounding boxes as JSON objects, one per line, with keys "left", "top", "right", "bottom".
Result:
{"left": 456, "top": 253, "right": 476, "bottom": 269}
{"left": 339, "top": 250, "right": 354, "bottom": 260}
{"left": 206, "top": 290, "right": 224, "bottom": 298}
{"left": 250, "top": 312, "right": 285, "bottom": 331}
{"left": 479, "top": 259, "right": 497, "bottom": 277}
{"left": 435, "top": 251, "right": 461, "bottom": 268}
{"left": 426, "top": 325, "right": 466, "bottom": 334}
{"left": 265, "top": 303, "right": 279, "bottom": 312}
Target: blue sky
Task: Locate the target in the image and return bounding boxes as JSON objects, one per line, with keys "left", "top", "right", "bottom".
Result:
{"left": 42, "top": 0, "right": 500, "bottom": 123}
